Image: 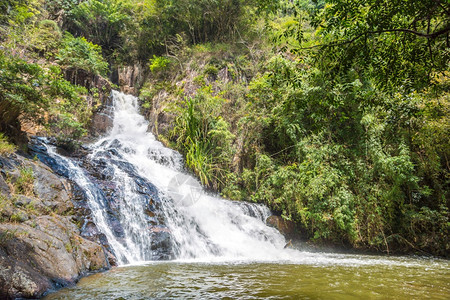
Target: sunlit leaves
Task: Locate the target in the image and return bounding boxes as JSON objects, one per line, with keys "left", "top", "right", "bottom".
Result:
{"left": 69, "top": 0, "right": 131, "bottom": 54}
{"left": 307, "top": 0, "right": 449, "bottom": 91}
{"left": 56, "top": 32, "right": 109, "bottom": 75}
{"left": 0, "top": 51, "right": 91, "bottom": 140}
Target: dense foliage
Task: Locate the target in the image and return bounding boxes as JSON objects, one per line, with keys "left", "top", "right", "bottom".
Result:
{"left": 56, "top": 32, "right": 109, "bottom": 76}
{"left": 0, "top": 0, "right": 109, "bottom": 142}
{"left": 0, "top": 50, "right": 90, "bottom": 140}
{"left": 0, "top": 0, "right": 448, "bottom": 256}
{"left": 140, "top": 0, "right": 449, "bottom": 255}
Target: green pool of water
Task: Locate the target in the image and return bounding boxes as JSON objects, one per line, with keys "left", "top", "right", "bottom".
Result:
{"left": 45, "top": 254, "right": 449, "bottom": 299}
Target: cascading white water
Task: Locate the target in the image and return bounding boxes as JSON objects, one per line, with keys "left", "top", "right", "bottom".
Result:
{"left": 88, "top": 90, "right": 293, "bottom": 262}
{"left": 41, "top": 91, "right": 444, "bottom": 268}
{"left": 44, "top": 147, "right": 145, "bottom": 264}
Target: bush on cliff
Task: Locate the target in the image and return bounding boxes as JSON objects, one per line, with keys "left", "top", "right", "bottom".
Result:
{"left": 0, "top": 50, "right": 91, "bottom": 140}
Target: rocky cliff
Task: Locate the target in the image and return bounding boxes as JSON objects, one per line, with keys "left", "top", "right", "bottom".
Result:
{"left": 0, "top": 152, "right": 110, "bottom": 299}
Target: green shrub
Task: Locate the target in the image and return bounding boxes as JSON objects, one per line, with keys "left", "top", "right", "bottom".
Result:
{"left": 68, "top": 0, "right": 130, "bottom": 54}
{"left": 56, "top": 32, "right": 109, "bottom": 75}
{"left": 0, "top": 133, "right": 16, "bottom": 155}
{"left": 0, "top": 0, "right": 34, "bottom": 25}
{"left": 171, "top": 90, "right": 234, "bottom": 189}
{"left": 45, "top": 0, "right": 79, "bottom": 16}
{"left": 0, "top": 50, "right": 92, "bottom": 141}
{"left": 15, "top": 167, "right": 34, "bottom": 196}
{"left": 0, "top": 51, "right": 50, "bottom": 132}
{"left": 29, "top": 19, "right": 62, "bottom": 55}
{"left": 204, "top": 64, "right": 219, "bottom": 78}
{"left": 149, "top": 55, "right": 171, "bottom": 74}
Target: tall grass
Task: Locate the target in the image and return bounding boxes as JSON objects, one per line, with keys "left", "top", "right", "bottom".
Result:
{"left": 0, "top": 133, "right": 16, "bottom": 155}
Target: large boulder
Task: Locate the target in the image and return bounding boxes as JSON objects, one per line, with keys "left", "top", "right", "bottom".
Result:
{"left": 31, "top": 160, "right": 72, "bottom": 214}
{"left": 90, "top": 105, "right": 114, "bottom": 137}
{"left": 0, "top": 153, "right": 110, "bottom": 299}
{"left": 266, "top": 215, "right": 296, "bottom": 237}
{"left": 0, "top": 216, "right": 108, "bottom": 298}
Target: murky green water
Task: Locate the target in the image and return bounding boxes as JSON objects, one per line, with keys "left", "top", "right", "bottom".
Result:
{"left": 45, "top": 254, "right": 449, "bottom": 299}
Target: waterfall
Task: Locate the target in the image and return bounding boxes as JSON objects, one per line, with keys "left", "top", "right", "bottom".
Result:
{"left": 41, "top": 90, "right": 294, "bottom": 264}
{"left": 43, "top": 147, "right": 149, "bottom": 264}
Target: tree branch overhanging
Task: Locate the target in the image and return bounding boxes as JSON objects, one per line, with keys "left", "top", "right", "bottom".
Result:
{"left": 299, "top": 24, "right": 450, "bottom": 51}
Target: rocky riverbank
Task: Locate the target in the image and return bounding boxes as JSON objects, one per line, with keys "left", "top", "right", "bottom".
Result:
{"left": 0, "top": 152, "right": 110, "bottom": 299}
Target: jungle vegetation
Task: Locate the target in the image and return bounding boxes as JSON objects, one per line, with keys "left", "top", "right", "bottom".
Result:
{"left": 0, "top": 0, "right": 448, "bottom": 256}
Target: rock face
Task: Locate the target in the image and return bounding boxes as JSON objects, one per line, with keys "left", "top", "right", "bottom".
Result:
{"left": 62, "top": 67, "right": 114, "bottom": 138}
{"left": 29, "top": 137, "right": 174, "bottom": 261}
{"left": 89, "top": 94, "right": 115, "bottom": 137}
{"left": 145, "top": 90, "right": 176, "bottom": 138}
{"left": 266, "top": 215, "right": 296, "bottom": 237}
{"left": 116, "top": 64, "right": 147, "bottom": 96}
{"left": 0, "top": 153, "right": 110, "bottom": 299}
{"left": 63, "top": 68, "right": 111, "bottom": 107}
{"left": 0, "top": 218, "right": 107, "bottom": 298}
{"left": 77, "top": 139, "right": 173, "bottom": 260}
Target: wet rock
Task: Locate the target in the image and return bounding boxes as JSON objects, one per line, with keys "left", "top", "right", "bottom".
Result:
{"left": 105, "top": 250, "right": 117, "bottom": 266}
{"left": 107, "top": 148, "right": 121, "bottom": 157}
{"left": 111, "top": 160, "right": 136, "bottom": 176}
{"left": 145, "top": 208, "right": 156, "bottom": 218}
{"left": 90, "top": 106, "right": 114, "bottom": 137}
{"left": 109, "top": 217, "right": 125, "bottom": 238}
{"left": 266, "top": 215, "right": 296, "bottom": 237}
{"left": 27, "top": 137, "right": 48, "bottom": 154}
{"left": 28, "top": 138, "right": 70, "bottom": 177}
{"left": 81, "top": 220, "right": 102, "bottom": 239}
{"left": 108, "top": 139, "right": 122, "bottom": 149}
{"left": 0, "top": 153, "right": 111, "bottom": 299}
{"left": 65, "top": 145, "right": 91, "bottom": 159}
{"left": 150, "top": 229, "right": 173, "bottom": 260}
{"left": 71, "top": 183, "right": 90, "bottom": 206}
{"left": 0, "top": 216, "right": 109, "bottom": 299}
{"left": 84, "top": 158, "right": 115, "bottom": 180}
